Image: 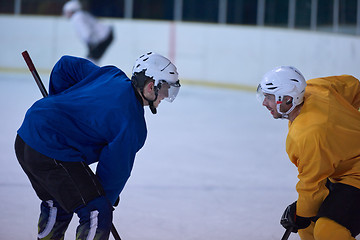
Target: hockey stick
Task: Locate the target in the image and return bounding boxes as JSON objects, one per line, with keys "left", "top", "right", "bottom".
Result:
{"left": 281, "top": 228, "right": 292, "bottom": 240}
{"left": 21, "top": 50, "right": 122, "bottom": 240}
{"left": 22, "top": 51, "right": 48, "bottom": 97}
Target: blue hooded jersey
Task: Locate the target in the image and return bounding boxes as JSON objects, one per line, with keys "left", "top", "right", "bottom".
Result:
{"left": 17, "top": 56, "right": 147, "bottom": 204}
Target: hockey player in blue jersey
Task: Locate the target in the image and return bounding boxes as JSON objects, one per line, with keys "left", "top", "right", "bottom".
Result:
{"left": 15, "top": 52, "right": 180, "bottom": 240}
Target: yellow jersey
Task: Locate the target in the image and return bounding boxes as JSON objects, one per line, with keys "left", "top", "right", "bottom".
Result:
{"left": 286, "top": 75, "right": 360, "bottom": 218}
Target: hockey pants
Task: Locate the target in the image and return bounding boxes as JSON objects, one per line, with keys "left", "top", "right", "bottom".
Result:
{"left": 298, "top": 181, "right": 360, "bottom": 240}
{"left": 15, "top": 135, "right": 113, "bottom": 240}
{"left": 88, "top": 28, "right": 114, "bottom": 61}
{"left": 298, "top": 217, "right": 355, "bottom": 240}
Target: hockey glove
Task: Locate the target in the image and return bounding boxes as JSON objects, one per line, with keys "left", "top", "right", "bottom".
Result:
{"left": 280, "top": 201, "right": 311, "bottom": 233}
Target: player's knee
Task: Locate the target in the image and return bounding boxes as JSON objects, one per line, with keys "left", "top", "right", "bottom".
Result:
{"left": 314, "top": 217, "right": 355, "bottom": 240}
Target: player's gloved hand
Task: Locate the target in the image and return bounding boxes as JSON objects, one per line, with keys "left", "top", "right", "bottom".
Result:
{"left": 280, "top": 201, "right": 311, "bottom": 233}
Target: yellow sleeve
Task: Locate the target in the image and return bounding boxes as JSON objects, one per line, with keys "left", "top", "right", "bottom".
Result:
{"left": 293, "top": 128, "right": 334, "bottom": 217}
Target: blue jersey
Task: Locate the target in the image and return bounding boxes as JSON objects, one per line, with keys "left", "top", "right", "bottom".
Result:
{"left": 18, "top": 56, "right": 147, "bottom": 204}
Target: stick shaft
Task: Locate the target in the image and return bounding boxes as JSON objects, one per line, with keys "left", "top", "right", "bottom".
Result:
{"left": 111, "top": 224, "right": 122, "bottom": 240}
{"left": 21, "top": 50, "right": 48, "bottom": 97}
{"left": 281, "top": 228, "right": 292, "bottom": 240}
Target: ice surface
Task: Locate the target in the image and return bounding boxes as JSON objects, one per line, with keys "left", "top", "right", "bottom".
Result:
{"left": 0, "top": 72, "right": 307, "bottom": 240}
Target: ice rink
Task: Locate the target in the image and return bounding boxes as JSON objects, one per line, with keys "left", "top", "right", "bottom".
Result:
{"left": 1, "top": 71, "right": 309, "bottom": 240}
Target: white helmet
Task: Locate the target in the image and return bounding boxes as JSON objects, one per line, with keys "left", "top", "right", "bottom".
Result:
{"left": 63, "top": 1, "right": 81, "bottom": 15}
{"left": 257, "top": 66, "right": 307, "bottom": 118}
{"left": 132, "top": 52, "right": 180, "bottom": 103}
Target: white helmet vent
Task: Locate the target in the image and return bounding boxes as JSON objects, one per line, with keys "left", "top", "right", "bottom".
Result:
{"left": 266, "top": 83, "right": 277, "bottom": 90}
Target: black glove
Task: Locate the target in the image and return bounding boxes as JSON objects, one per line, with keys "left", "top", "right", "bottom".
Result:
{"left": 280, "top": 201, "right": 311, "bottom": 233}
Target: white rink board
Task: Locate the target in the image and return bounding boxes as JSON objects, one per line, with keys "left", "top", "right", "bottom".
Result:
{"left": 0, "top": 15, "right": 360, "bottom": 87}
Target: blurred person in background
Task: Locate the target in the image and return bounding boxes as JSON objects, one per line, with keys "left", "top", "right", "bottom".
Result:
{"left": 63, "top": 0, "right": 114, "bottom": 64}
{"left": 15, "top": 52, "right": 180, "bottom": 240}
{"left": 257, "top": 66, "right": 360, "bottom": 240}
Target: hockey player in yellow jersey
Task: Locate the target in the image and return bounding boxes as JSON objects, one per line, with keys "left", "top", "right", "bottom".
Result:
{"left": 256, "top": 66, "right": 360, "bottom": 240}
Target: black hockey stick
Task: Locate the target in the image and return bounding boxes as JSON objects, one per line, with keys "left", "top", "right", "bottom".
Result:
{"left": 281, "top": 228, "right": 292, "bottom": 240}
{"left": 22, "top": 51, "right": 48, "bottom": 97}
{"left": 21, "top": 50, "right": 122, "bottom": 240}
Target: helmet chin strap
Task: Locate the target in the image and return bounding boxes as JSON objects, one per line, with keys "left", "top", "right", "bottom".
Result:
{"left": 276, "top": 97, "right": 296, "bottom": 119}
{"left": 149, "top": 100, "right": 157, "bottom": 114}
{"left": 141, "top": 88, "right": 159, "bottom": 114}
{"left": 277, "top": 104, "right": 296, "bottom": 119}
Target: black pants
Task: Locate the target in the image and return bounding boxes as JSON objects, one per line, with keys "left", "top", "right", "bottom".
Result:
{"left": 317, "top": 180, "right": 360, "bottom": 237}
{"left": 14, "top": 134, "right": 104, "bottom": 212}
{"left": 88, "top": 28, "right": 114, "bottom": 61}
{"left": 15, "top": 135, "right": 114, "bottom": 239}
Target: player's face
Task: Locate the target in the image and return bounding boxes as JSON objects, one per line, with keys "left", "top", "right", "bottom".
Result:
{"left": 262, "top": 93, "right": 283, "bottom": 119}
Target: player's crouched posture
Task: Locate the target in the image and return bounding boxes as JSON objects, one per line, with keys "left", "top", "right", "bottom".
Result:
{"left": 257, "top": 66, "right": 360, "bottom": 240}
{"left": 15, "top": 52, "right": 180, "bottom": 240}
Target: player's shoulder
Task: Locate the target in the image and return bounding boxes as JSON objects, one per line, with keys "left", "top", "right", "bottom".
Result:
{"left": 307, "top": 75, "right": 359, "bottom": 89}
